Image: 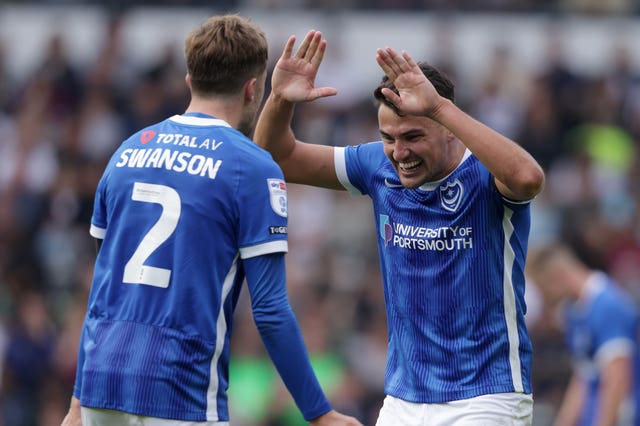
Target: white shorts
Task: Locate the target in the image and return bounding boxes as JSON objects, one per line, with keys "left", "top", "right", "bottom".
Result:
{"left": 81, "top": 407, "right": 229, "bottom": 426}
{"left": 375, "top": 393, "right": 533, "bottom": 426}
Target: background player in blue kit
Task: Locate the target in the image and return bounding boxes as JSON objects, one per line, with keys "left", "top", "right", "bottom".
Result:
{"left": 60, "top": 15, "right": 362, "bottom": 426}
{"left": 527, "top": 244, "right": 640, "bottom": 426}
{"left": 254, "top": 31, "right": 545, "bottom": 424}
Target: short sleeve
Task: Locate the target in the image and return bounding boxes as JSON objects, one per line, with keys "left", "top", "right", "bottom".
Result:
{"left": 237, "top": 158, "right": 288, "bottom": 259}
{"left": 90, "top": 173, "right": 109, "bottom": 239}
{"left": 592, "top": 292, "right": 638, "bottom": 366}
{"left": 479, "top": 164, "right": 532, "bottom": 212}
{"left": 334, "top": 142, "right": 387, "bottom": 197}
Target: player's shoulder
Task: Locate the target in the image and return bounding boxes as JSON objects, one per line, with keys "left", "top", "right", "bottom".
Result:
{"left": 348, "top": 140, "right": 385, "bottom": 155}
{"left": 344, "top": 141, "right": 387, "bottom": 167}
{"left": 599, "top": 280, "right": 636, "bottom": 310}
{"left": 206, "top": 129, "right": 282, "bottom": 180}
{"left": 589, "top": 277, "right": 638, "bottom": 321}
{"left": 120, "top": 118, "right": 170, "bottom": 148}
{"left": 458, "top": 150, "right": 484, "bottom": 175}
{"left": 231, "top": 132, "right": 280, "bottom": 168}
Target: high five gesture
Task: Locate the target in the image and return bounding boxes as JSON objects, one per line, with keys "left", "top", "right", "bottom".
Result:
{"left": 375, "top": 47, "right": 445, "bottom": 118}
{"left": 272, "top": 30, "right": 337, "bottom": 102}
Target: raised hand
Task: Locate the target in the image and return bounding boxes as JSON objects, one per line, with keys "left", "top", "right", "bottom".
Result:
{"left": 272, "top": 30, "right": 338, "bottom": 103}
{"left": 375, "top": 47, "right": 445, "bottom": 118}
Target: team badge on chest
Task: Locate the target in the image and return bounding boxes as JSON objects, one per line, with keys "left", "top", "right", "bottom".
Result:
{"left": 440, "top": 179, "right": 464, "bottom": 212}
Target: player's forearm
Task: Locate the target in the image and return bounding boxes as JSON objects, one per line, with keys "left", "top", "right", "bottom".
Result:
{"left": 254, "top": 94, "right": 298, "bottom": 163}
{"left": 553, "top": 375, "right": 584, "bottom": 426}
{"left": 595, "top": 358, "right": 631, "bottom": 426}
{"left": 256, "top": 311, "right": 332, "bottom": 421}
{"left": 433, "top": 98, "right": 545, "bottom": 201}
{"left": 595, "top": 393, "right": 624, "bottom": 426}
{"left": 254, "top": 94, "right": 341, "bottom": 189}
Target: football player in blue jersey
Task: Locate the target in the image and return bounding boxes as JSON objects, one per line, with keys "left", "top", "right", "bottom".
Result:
{"left": 60, "top": 16, "right": 362, "bottom": 426}
{"left": 254, "top": 30, "right": 545, "bottom": 425}
{"left": 527, "top": 244, "right": 640, "bottom": 426}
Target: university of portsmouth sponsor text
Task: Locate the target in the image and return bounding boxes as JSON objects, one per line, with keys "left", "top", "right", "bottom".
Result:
{"left": 391, "top": 223, "right": 473, "bottom": 251}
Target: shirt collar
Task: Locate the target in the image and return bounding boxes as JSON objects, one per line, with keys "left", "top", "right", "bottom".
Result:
{"left": 418, "top": 149, "right": 472, "bottom": 192}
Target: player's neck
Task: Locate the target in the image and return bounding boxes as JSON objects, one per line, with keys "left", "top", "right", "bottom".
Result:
{"left": 571, "top": 268, "right": 595, "bottom": 302}
{"left": 185, "top": 96, "right": 242, "bottom": 129}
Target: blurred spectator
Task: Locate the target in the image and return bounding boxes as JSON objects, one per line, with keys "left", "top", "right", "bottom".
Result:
{"left": 537, "top": 28, "right": 586, "bottom": 140}
{"left": 84, "top": 13, "right": 137, "bottom": 96}
{"left": 34, "top": 34, "right": 83, "bottom": 121}
{"left": 1, "top": 292, "right": 57, "bottom": 426}
{"left": 0, "top": 81, "right": 59, "bottom": 238}
{"left": 518, "top": 76, "right": 563, "bottom": 170}
{"left": 559, "top": 0, "right": 635, "bottom": 15}
{"left": 470, "top": 45, "right": 528, "bottom": 139}
{"left": 606, "top": 45, "right": 639, "bottom": 128}
{"left": 71, "top": 84, "right": 125, "bottom": 162}
{"left": 0, "top": 40, "right": 12, "bottom": 113}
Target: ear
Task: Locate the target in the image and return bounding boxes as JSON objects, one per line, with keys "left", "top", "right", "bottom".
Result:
{"left": 243, "top": 77, "right": 257, "bottom": 104}
{"left": 185, "top": 73, "right": 192, "bottom": 90}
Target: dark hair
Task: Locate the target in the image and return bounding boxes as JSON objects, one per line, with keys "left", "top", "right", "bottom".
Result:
{"left": 373, "top": 62, "right": 455, "bottom": 115}
{"left": 185, "top": 15, "right": 268, "bottom": 97}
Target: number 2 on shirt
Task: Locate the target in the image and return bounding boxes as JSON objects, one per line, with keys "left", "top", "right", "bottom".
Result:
{"left": 123, "top": 182, "right": 180, "bottom": 288}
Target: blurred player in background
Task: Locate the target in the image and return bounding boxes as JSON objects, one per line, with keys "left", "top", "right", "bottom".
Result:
{"left": 60, "top": 15, "right": 361, "bottom": 426}
{"left": 254, "top": 31, "right": 545, "bottom": 425}
{"left": 527, "top": 243, "right": 640, "bottom": 426}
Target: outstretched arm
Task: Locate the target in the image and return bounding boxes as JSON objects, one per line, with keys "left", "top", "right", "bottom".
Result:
{"left": 375, "top": 47, "right": 545, "bottom": 201}
{"left": 254, "top": 31, "right": 343, "bottom": 190}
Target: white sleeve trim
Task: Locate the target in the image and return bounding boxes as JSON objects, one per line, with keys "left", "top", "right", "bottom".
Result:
{"left": 239, "top": 240, "right": 288, "bottom": 259}
{"left": 501, "top": 196, "right": 533, "bottom": 205}
{"left": 334, "top": 147, "right": 362, "bottom": 196}
{"left": 90, "top": 224, "right": 106, "bottom": 239}
{"left": 595, "top": 338, "right": 634, "bottom": 366}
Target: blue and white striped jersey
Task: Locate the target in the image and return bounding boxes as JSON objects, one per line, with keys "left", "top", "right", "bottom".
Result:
{"left": 335, "top": 142, "right": 533, "bottom": 403}
{"left": 565, "top": 272, "right": 640, "bottom": 426}
{"left": 75, "top": 113, "right": 330, "bottom": 422}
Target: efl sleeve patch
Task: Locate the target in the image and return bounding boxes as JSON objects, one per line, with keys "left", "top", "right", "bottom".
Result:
{"left": 267, "top": 178, "right": 288, "bottom": 218}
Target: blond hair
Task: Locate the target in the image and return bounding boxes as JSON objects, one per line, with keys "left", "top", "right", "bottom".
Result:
{"left": 527, "top": 243, "right": 577, "bottom": 273}
{"left": 185, "top": 15, "right": 268, "bottom": 96}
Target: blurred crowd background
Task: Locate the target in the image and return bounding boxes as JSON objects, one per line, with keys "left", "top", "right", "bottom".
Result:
{"left": 2, "top": 1, "right": 640, "bottom": 425}
{"left": 1, "top": 0, "right": 640, "bottom": 13}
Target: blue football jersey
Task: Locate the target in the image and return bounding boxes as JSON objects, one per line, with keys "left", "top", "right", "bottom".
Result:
{"left": 335, "top": 142, "right": 533, "bottom": 403}
{"left": 76, "top": 113, "right": 293, "bottom": 421}
{"left": 565, "top": 272, "right": 640, "bottom": 426}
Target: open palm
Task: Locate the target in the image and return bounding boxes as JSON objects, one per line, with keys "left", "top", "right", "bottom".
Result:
{"left": 272, "top": 30, "right": 337, "bottom": 103}
{"left": 375, "top": 47, "right": 442, "bottom": 117}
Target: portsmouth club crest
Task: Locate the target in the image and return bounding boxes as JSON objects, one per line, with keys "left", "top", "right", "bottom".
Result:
{"left": 439, "top": 179, "right": 464, "bottom": 212}
{"left": 267, "top": 179, "right": 288, "bottom": 217}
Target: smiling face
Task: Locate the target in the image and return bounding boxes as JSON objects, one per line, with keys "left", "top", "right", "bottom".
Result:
{"left": 378, "top": 104, "right": 463, "bottom": 188}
